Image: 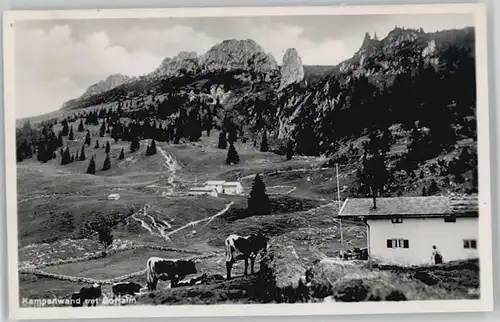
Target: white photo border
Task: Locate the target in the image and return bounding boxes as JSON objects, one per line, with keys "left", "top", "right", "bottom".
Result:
{"left": 2, "top": 3, "right": 493, "bottom": 320}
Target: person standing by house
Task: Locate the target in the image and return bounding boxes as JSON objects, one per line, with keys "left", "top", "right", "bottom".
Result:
{"left": 431, "top": 245, "right": 443, "bottom": 264}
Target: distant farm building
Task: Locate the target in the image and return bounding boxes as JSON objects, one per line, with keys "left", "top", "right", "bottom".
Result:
{"left": 107, "top": 194, "right": 120, "bottom": 201}
{"left": 338, "top": 195, "right": 479, "bottom": 266}
{"left": 188, "top": 187, "right": 219, "bottom": 198}
{"left": 204, "top": 181, "right": 226, "bottom": 194}
{"left": 205, "top": 181, "right": 243, "bottom": 195}
{"left": 221, "top": 182, "right": 243, "bottom": 195}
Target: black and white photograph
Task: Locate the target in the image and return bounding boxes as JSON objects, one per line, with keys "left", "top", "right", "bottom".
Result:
{"left": 2, "top": 3, "right": 493, "bottom": 319}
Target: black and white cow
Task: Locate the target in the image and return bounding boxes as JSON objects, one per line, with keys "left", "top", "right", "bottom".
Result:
{"left": 146, "top": 257, "right": 198, "bottom": 291}
{"left": 224, "top": 233, "right": 269, "bottom": 280}
{"left": 112, "top": 282, "right": 142, "bottom": 298}
{"left": 72, "top": 283, "right": 102, "bottom": 307}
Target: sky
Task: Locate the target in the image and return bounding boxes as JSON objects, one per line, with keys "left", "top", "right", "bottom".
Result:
{"left": 14, "top": 14, "right": 474, "bottom": 119}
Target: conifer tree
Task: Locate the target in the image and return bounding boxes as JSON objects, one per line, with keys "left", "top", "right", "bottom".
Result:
{"left": 78, "top": 119, "right": 84, "bottom": 132}
{"left": 100, "top": 121, "right": 106, "bottom": 137}
{"left": 360, "top": 131, "right": 390, "bottom": 209}
{"left": 226, "top": 142, "right": 240, "bottom": 165}
{"left": 105, "top": 141, "right": 111, "bottom": 154}
{"left": 228, "top": 127, "right": 238, "bottom": 143}
{"left": 97, "top": 224, "right": 113, "bottom": 256}
{"left": 86, "top": 155, "right": 96, "bottom": 174}
{"left": 218, "top": 132, "right": 227, "bottom": 149}
{"left": 85, "top": 130, "right": 91, "bottom": 146}
{"left": 286, "top": 139, "right": 294, "bottom": 161}
{"left": 79, "top": 145, "right": 86, "bottom": 161}
{"left": 102, "top": 153, "right": 111, "bottom": 171}
{"left": 119, "top": 148, "right": 125, "bottom": 160}
{"left": 111, "top": 123, "right": 121, "bottom": 143}
{"left": 57, "top": 131, "right": 63, "bottom": 147}
{"left": 71, "top": 154, "right": 75, "bottom": 162}
{"left": 427, "top": 179, "right": 439, "bottom": 195}
{"left": 76, "top": 151, "right": 79, "bottom": 161}
{"left": 130, "top": 136, "right": 140, "bottom": 152}
{"left": 61, "top": 148, "right": 71, "bottom": 165}
{"left": 247, "top": 174, "right": 271, "bottom": 215}
{"left": 95, "top": 140, "right": 100, "bottom": 149}
{"left": 62, "top": 120, "right": 69, "bottom": 136}
{"left": 146, "top": 139, "right": 157, "bottom": 156}
{"left": 68, "top": 126, "right": 74, "bottom": 140}
{"left": 260, "top": 130, "right": 269, "bottom": 152}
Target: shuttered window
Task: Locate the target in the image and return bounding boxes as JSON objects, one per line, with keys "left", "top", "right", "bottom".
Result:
{"left": 464, "top": 239, "right": 477, "bottom": 249}
{"left": 387, "top": 239, "right": 410, "bottom": 249}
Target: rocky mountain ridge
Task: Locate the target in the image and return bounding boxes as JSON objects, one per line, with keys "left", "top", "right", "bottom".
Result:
{"left": 64, "top": 39, "right": 295, "bottom": 109}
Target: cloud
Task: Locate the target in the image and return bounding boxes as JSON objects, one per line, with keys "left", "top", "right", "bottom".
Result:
{"left": 115, "top": 25, "right": 218, "bottom": 57}
{"left": 15, "top": 23, "right": 223, "bottom": 118}
{"left": 235, "top": 20, "right": 354, "bottom": 65}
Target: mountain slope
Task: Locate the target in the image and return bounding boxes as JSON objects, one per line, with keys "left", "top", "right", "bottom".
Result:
{"left": 23, "top": 26, "right": 477, "bottom": 198}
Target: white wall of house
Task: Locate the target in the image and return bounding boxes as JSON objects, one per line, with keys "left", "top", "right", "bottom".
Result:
{"left": 222, "top": 183, "right": 243, "bottom": 195}
{"left": 205, "top": 182, "right": 225, "bottom": 194}
{"left": 367, "top": 216, "right": 478, "bottom": 265}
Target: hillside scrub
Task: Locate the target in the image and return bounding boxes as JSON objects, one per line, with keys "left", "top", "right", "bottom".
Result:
{"left": 303, "top": 258, "right": 479, "bottom": 302}
{"left": 222, "top": 195, "right": 321, "bottom": 222}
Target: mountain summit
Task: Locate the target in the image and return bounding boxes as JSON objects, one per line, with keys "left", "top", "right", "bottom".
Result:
{"left": 149, "top": 51, "right": 200, "bottom": 79}
{"left": 279, "top": 48, "right": 305, "bottom": 90}
{"left": 199, "top": 39, "right": 278, "bottom": 73}
{"left": 81, "top": 74, "right": 131, "bottom": 100}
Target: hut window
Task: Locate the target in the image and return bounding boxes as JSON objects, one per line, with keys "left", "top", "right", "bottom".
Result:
{"left": 387, "top": 239, "right": 410, "bottom": 248}
{"left": 391, "top": 217, "right": 403, "bottom": 224}
{"left": 464, "top": 239, "right": 477, "bottom": 249}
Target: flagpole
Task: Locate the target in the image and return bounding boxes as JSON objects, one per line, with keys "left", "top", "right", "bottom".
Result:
{"left": 336, "top": 163, "right": 344, "bottom": 260}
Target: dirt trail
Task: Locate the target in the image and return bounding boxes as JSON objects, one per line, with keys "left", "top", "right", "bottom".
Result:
{"left": 166, "top": 202, "right": 234, "bottom": 237}
{"left": 131, "top": 205, "right": 172, "bottom": 241}
{"left": 131, "top": 202, "right": 234, "bottom": 240}
{"left": 158, "top": 146, "right": 180, "bottom": 195}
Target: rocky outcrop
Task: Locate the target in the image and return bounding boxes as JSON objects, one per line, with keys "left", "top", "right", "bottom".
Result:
{"left": 80, "top": 74, "right": 131, "bottom": 100}
{"left": 150, "top": 51, "right": 199, "bottom": 79}
{"left": 200, "top": 39, "right": 278, "bottom": 73}
{"left": 279, "top": 48, "right": 304, "bottom": 90}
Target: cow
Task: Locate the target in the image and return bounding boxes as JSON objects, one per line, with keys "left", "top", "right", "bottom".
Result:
{"left": 71, "top": 292, "right": 83, "bottom": 307}
{"left": 146, "top": 257, "right": 198, "bottom": 291}
{"left": 225, "top": 233, "right": 269, "bottom": 280}
{"left": 112, "top": 282, "right": 142, "bottom": 298}
{"left": 76, "top": 283, "right": 102, "bottom": 307}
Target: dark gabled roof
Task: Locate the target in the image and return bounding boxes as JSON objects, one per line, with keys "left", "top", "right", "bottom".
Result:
{"left": 338, "top": 195, "right": 479, "bottom": 219}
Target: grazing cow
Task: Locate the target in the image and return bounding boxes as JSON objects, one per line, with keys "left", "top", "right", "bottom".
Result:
{"left": 112, "top": 282, "right": 142, "bottom": 298}
{"left": 225, "top": 233, "right": 269, "bottom": 280}
{"left": 71, "top": 292, "right": 83, "bottom": 307}
{"left": 78, "top": 283, "right": 102, "bottom": 307}
{"left": 146, "top": 257, "right": 198, "bottom": 291}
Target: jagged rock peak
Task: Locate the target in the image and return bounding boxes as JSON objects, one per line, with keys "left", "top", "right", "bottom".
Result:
{"left": 279, "top": 48, "right": 304, "bottom": 90}
{"left": 200, "top": 38, "right": 278, "bottom": 73}
{"left": 150, "top": 51, "right": 199, "bottom": 78}
{"left": 81, "top": 74, "right": 131, "bottom": 100}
